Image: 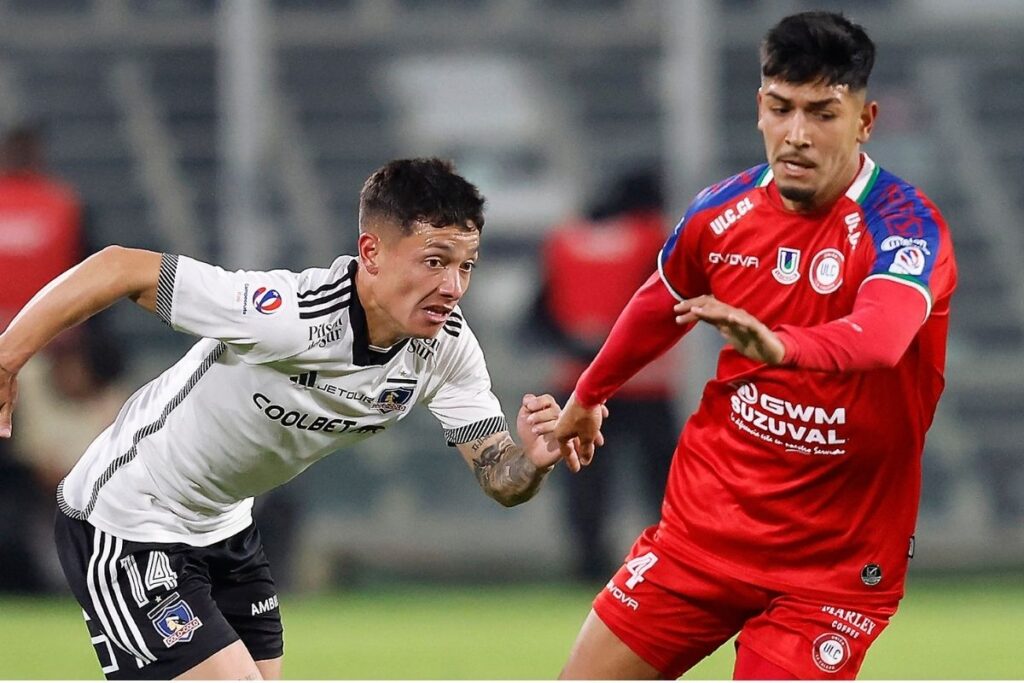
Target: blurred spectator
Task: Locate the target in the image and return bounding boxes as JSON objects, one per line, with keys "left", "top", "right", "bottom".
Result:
{"left": 0, "top": 440, "right": 45, "bottom": 591}
{"left": 0, "top": 123, "right": 85, "bottom": 330}
{"left": 7, "top": 327, "right": 128, "bottom": 591}
{"left": 536, "top": 170, "right": 681, "bottom": 581}
{"left": 15, "top": 328, "right": 128, "bottom": 493}
{"left": 0, "top": 123, "right": 89, "bottom": 591}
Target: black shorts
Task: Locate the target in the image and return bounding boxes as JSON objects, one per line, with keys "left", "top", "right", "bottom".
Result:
{"left": 54, "top": 511, "right": 283, "bottom": 680}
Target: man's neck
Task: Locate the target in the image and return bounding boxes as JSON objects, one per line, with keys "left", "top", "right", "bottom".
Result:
{"left": 782, "top": 152, "right": 863, "bottom": 214}
{"left": 353, "top": 266, "right": 401, "bottom": 349}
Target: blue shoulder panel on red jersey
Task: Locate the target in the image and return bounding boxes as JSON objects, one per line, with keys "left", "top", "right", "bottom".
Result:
{"left": 859, "top": 168, "right": 943, "bottom": 290}
{"left": 660, "top": 163, "right": 769, "bottom": 263}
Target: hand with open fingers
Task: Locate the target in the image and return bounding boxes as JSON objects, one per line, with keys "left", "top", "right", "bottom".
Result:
{"left": 0, "top": 363, "right": 17, "bottom": 439}
{"left": 674, "top": 296, "right": 785, "bottom": 365}
{"left": 516, "top": 393, "right": 572, "bottom": 470}
{"left": 552, "top": 393, "right": 609, "bottom": 473}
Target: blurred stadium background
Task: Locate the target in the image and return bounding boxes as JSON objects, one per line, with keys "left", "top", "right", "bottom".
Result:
{"left": 0, "top": 0, "right": 1022, "bottom": 678}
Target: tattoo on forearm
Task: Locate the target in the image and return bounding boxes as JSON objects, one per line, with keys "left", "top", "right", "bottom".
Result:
{"left": 472, "top": 434, "right": 546, "bottom": 507}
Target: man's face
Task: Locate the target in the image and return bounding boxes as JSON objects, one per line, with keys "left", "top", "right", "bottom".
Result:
{"left": 364, "top": 221, "right": 480, "bottom": 342}
{"left": 757, "top": 78, "right": 876, "bottom": 211}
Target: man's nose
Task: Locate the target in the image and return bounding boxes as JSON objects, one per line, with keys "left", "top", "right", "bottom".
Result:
{"left": 784, "top": 112, "right": 810, "bottom": 148}
{"left": 439, "top": 268, "right": 463, "bottom": 298}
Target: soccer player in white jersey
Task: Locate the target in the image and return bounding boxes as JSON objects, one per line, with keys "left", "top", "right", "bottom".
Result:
{"left": 0, "top": 158, "right": 574, "bottom": 680}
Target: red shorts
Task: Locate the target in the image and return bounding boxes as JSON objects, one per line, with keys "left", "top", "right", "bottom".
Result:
{"left": 592, "top": 526, "right": 897, "bottom": 679}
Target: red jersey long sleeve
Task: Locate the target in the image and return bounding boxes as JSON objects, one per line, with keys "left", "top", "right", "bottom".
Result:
{"left": 576, "top": 273, "right": 929, "bottom": 409}
{"left": 775, "top": 277, "right": 928, "bottom": 372}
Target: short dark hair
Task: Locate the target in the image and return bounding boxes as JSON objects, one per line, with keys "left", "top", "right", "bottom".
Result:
{"left": 359, "top": 157, "right": 486, "bottom": 235}
{"left": 761, "top": 11, "right": 875, "bottom": 90}
{"left": 1, "top": 123, "right": 44, "bottom": 171}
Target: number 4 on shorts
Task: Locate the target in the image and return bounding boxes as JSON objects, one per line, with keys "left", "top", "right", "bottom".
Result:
{"left": 624, "top": 552, "right": 658, "bottom": 590}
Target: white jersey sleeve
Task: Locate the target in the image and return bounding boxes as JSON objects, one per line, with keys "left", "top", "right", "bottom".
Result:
{"left": 423, "top": 318, "right": 508, "bottom": 446}
{"left": 155, "top": 253, "right": 354, "bottom": 364}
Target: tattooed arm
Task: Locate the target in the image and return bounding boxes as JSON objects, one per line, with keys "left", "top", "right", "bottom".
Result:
{"left": 459, "top": 431, "right": 546, "bottom": 507}
{"left": 456, "top": 393, "right": 569, "bottom": 507}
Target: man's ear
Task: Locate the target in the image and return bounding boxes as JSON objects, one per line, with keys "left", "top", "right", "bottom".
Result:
{"left": 755, "top": 88, "right": 767, "bottom": 132}
{"left": 358, "top": 232, "right": 381, "bottom": 275}
{"left": 857, "top": 100, "right": 878, "bottom": 144}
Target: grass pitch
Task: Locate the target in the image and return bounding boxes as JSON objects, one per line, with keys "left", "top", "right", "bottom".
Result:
{"left": 0, "top": 574, "right": 1021, "bottom": 679}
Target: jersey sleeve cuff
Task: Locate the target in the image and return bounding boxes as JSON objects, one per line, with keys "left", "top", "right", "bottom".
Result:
{"left": 155, "top": 253, "right": 180, "bottom": 327}
{"left": 656, "top": 248, "right": 687, "bottom": 303}
{"left": 860, "top": 273, "right": 933, "bottom": 321}
{"left": 444, "top": 416, "right": 508, "bottom": 447}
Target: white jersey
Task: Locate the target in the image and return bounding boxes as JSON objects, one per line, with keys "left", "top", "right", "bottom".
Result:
{"left": 58, "top": 254, "right": 506, "bottom": 546}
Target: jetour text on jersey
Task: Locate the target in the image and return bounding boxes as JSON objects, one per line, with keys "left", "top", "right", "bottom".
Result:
{"left": 252, "top": 393, "right": 384, "bottom": 434}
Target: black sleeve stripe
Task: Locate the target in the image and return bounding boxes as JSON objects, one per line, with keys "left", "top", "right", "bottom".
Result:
{"left": 298, "top": 283, "right": 353, "bottom": 308}
{"left": 444, "top": 416, "right": 508, "bottom": 447}
{"left": 297, "top": 273, "right": 352, "bottom": 299}
{"left": 59, "top": 342, "right": 227, "bottom": 520}
{"left": 298, "top": 296, "right": 352, "bottom": 319}
{"left": 155, "top": 253, "right": 179, "bottom": 327}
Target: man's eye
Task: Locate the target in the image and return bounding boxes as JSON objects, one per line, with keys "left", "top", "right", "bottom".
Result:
{"left": 425, "top": 258, "right": 443, "bottom": 268}
{"left": 461, "top": 262, "right": 476, "bottom": 272}
{"left": 771, "top": 107, "right": 788, "bottom": 114}
{"left": 816, "top": 112, "right": 836, "bottom": 121}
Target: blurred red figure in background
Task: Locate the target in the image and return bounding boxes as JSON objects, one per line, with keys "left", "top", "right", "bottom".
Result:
{"left": 538, "top": 170, "right": 680, "bottom": 581}
{"left": 0, "top": 124, "right": 84, "bottom": 329}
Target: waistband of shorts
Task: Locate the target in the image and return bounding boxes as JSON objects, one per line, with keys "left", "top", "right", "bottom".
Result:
{"left": 652, "top": 524, "right": 905, "bottom": 608}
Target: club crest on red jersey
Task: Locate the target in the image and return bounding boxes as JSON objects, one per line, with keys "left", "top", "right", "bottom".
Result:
{"left": 772, "top": 247, "right": 801, "bottom": 285}
{"left": 810, "top": 248, "right": 844, "bottom": 294}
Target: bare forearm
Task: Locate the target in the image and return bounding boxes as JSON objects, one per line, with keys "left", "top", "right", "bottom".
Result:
{"left": 0, "top": 246, "right": 161, "bottom": 371}
{"left": 470, "top": 434, "right": 549, "bottom": 507}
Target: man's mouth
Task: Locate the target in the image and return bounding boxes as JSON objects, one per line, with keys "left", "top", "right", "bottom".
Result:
{"left": 422, "top": 305, "right": 453, "bottom": 324}
{"left": 779, "top": 156, "right": 815, "bottom": 171}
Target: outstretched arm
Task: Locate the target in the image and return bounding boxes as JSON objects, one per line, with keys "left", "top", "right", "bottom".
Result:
{"left": 675, "top": 278, "right": 928, "bottom": 370}
{"left": 0, "top": 246, "right": 161, "bottom": 437}
{"left": 456, "top": 393, "right": 568, "bottom": 507}
{"left": 554, "top": 272, "right": 692, "bottom": 471}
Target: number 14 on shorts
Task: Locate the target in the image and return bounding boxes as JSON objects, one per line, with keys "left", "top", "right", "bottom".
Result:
{"left": 625, "top": 552, "right": 658, "bottom": 589}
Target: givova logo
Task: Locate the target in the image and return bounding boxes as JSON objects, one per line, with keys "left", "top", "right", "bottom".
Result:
{"left": 252, "top": 286, "right": 283, "bottom": 314}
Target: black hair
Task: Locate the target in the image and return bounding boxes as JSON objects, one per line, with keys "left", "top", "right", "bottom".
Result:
{"left": 359, "top": 157, "right": 486, "bottom": 234}
{"left": 586, "top": 169, "right": 664, "bottom": 221}
{"left": 761, "top": 11, "right": 875, "bottom": 90}
{"left": 1, "top": 122, "right": 44, "bottom": 170}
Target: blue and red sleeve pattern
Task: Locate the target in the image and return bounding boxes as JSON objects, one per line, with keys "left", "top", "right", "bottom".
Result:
{"left": 775, "top": 171, "right": 955, "bottom": 372}
{"left": 657, "top": 164, "right": 768, "bottom": 301}
{"left": 859, "top": 170, "right": 953, "bottom": 317}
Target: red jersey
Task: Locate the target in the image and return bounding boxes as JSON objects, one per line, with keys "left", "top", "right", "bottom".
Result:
{"left": 543, "top": 211, "right": 674, "bottom": 398}
{"left": 0, "top": 171, "right": 83, "bottom": 328}
{"left": 649, "top": 154, "right": 956, "bottom": 604}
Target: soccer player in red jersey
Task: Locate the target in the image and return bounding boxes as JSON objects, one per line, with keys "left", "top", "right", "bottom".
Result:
{"left": 554, "top": 11, "right": 957, "bottom": 680}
